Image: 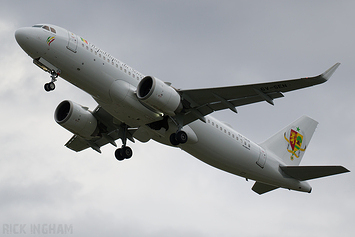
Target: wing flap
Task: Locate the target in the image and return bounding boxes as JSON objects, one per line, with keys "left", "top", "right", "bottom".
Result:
{"left": 65, "top": 135, "right": 90, "bottom": 152}
{"left": 181, "top": 92, "right": 284, "bottom": 125}
{"left": 252, "top": 182, "right": 279, "bottom": 195}
{"left": 280, "top": 165, "right": 350, "bottom": 181}
{"left": 64, "top": 106, "right": 137, "bottom": 153}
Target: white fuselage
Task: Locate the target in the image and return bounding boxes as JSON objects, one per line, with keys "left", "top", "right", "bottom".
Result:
{"left": 15, "top": 24, "right": 312, "bottom": 193}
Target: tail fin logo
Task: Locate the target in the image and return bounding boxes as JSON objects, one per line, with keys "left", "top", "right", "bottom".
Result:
{"left": 284, "top": 127, "right": 306, "bottom": 160}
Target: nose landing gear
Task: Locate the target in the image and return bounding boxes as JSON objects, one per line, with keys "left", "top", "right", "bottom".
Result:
{"left": 44, "top": 70, "right": 59, "bottom": 92}
{"left": 44, "top": 82, "right": 56, "bottom": 91}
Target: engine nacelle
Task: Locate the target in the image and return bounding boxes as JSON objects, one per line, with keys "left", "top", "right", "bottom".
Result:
{"left": 137, "top": 76, "right": 182, "bottom": 116}
{"left": 55, "top": 100, "right": 98, "bottom": 138}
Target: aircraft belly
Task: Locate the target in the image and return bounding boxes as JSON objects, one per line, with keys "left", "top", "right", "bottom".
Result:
{"left": 181, "top": 119, "right": 261, "bottom": 178}
{"left": 47, "top": 45, "right": 117, "bottom": 102}
{"left": 178, "top": 119, "right": 310, "bottom": 191}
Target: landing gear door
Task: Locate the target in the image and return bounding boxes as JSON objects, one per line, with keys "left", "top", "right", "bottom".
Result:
{"left": 67, "top": 31, "right": 78, "bottom": 53}
{"left": 257, "top": 148, "right": 267, "bottom": 168}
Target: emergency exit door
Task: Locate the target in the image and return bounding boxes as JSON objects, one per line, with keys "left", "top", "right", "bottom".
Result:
{"left": 257, "top": 148, "right": 267, "bottom": 168}
{"left": 67, "top": 31, "right": 78, "bottom": 53}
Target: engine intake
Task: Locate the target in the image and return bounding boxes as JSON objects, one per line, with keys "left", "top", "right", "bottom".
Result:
{"left": 55, "top": 100, "right": 98, "bottom": 138}
{"left": 137, "top": 76, "right": 182, "bottom": 116}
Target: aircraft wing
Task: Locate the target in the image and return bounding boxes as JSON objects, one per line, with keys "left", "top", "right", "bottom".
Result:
{"left": 65, "top": 106, "right": 136, "bottom": 153}
{"left": 178, "top": 63, "right": 340, "bottom": 125}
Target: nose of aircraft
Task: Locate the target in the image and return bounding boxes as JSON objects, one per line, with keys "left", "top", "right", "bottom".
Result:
{"left": 15, "top": 27, "right": 35, "bottom": 56}
{"left": 15, "top": 27, "right": 30, "bottom": 48}
{"left": 15, "top": 27, "right": 44, "bottom": 58}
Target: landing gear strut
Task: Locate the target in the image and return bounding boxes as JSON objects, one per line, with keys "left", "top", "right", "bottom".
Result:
{"left": 44, "top": 70, "right": 59, "bottom": 92}
{"left": 168, "top": 115, "right": 189, "bottom": 146}
{"left": 114, "top": 124, "right": 133, "bottom": 161}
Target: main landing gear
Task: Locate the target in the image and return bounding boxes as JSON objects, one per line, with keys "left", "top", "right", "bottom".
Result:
{"left": 169, "top": 115, "right": 189, "bottom": 146}
{"left": 115, "top": 146, "right": 132, "bottom": 161}
{"left": 169, "top": 130, "right": 188, "bottom": 146}
{"left": 44, "top": 70, "right": 59, "bottom": 92}
{"left": 114, "top": 124, "right": 133, "bottom": 161}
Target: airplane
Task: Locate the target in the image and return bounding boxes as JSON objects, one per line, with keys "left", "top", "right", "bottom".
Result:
{"left": 15, "top": 24, "right": 349, "bottom": 194}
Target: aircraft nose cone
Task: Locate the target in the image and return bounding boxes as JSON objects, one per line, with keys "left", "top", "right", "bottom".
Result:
{"left": 15, "top": 27, "right": 42, "bottom": 58}
{"left": 15, "top": 28, "right": 30, "bottom": 48}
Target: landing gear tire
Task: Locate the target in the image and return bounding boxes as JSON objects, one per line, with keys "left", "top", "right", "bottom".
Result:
{"left": 176, "top": 131, "right": 188, "bottom": 144}
{"left": 170, "top": 131, "right": 188, "bottom": 146}
{"left": 115, "top": 148, "right": 124, "bottom": 161}
{"left": 170, "top": 133, "right": 180, "bottom": 146}
{"left": 44, "top": 82, "right": 55, "bottom": 92}
{"left": 115, "top": 146, "right": 133, "bottom": 161}
{"left": 122, "top": 146, "right": 132, "bottom": 159}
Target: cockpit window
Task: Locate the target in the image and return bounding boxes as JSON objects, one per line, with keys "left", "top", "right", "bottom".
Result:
{"left": 35, "top": 25, "right": 56, "bottom": 34}
{"left": 42, "top": 25, "right": 50, "bottom": 31}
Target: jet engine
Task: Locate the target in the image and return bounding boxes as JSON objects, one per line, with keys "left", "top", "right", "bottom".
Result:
{"left": 137, "top": 76, "right": 182, "bottom": 116}
{"left": 55, "top": 100, "right": 98, "bottom": 138}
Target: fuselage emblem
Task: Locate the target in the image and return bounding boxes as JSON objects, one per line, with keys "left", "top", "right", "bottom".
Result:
{"left": 80, "top": 37, "right": 88, "bottom": 44}
{"left": 47, "top": 36, "right": 55, "bottom": 46}
{"left": 284, "top": 127, "right": 306, "bottom": 160}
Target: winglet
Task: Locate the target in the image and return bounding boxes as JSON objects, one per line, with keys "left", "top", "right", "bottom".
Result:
{"left": 321, "top": 63, "right": 341, "bottom": 81}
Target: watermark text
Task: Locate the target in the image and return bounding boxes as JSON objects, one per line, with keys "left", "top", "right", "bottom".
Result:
{"left": 3, "top": 224, "right": 73, "bottom": 235}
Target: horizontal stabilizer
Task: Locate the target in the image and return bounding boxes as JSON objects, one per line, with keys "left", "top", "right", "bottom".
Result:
{"left": 252, "top": 182, "right": 279, "bottom": 195}
{"left": 280, "top": 166, "right": 350, "bottom": 181}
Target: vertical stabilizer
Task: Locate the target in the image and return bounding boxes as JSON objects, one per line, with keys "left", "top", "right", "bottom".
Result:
{"left": 260, "top": 116, "right": 318, "bottom": 166}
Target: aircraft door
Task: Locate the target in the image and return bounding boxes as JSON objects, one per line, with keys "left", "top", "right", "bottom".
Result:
{"left": 67, "top": 31, "right": 78, "bottom": 53}
{"left": 257, "top": 148, "right": 267, "bottom": 168}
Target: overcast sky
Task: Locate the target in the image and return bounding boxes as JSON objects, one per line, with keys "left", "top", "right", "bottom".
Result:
{"left": 0, "top": 1, "right": 354, "bottom": 236}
